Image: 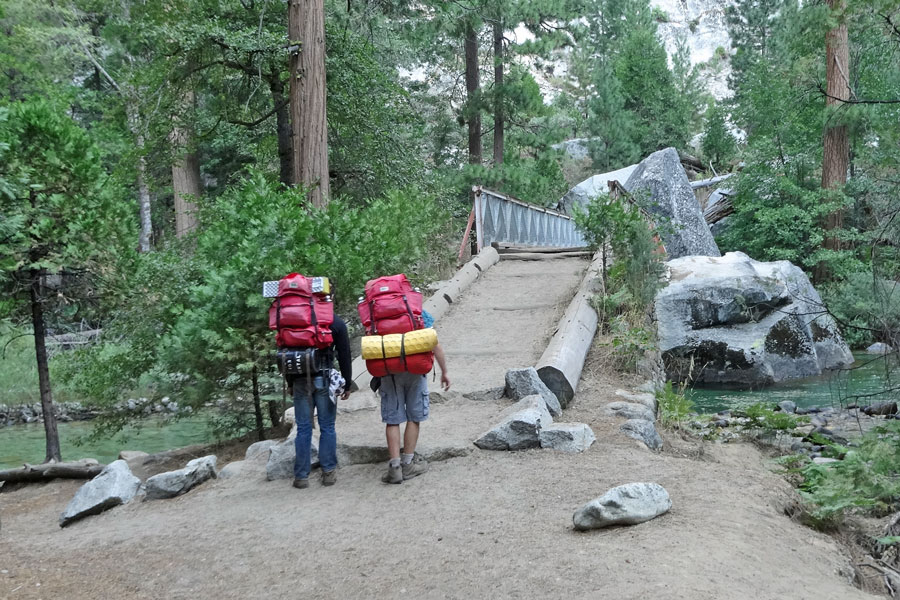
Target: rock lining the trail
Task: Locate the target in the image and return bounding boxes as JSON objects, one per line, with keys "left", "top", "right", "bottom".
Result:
{"left": 539, "top": 423, "right": 596, "bottom": 453}
{"left": 620, "top": 419, "right": 663, "bottom": 451}
{"left": 59, "top": 460, "right": 142, "bottom": 527}
{"left": 615, "top": 389, "right": 658, "bottom": 412}
{"left": 267, "top": 438, "right": 318, "bottom": 480}
{"left": 504, "top": 367, "right": 563, "bottom": 417}
{"left": 573, "top": 482, "right": 672, "bottom": 531}
{"left": 606, "top": 401, "right": 656, "bottom": 422}
{"left": 144, "top": 455, "right": 218, "bottom": 500}
{"left": 474, "top": 395, "right": 553, "bottom": 451}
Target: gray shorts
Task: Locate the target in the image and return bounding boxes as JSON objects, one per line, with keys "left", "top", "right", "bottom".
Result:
{"left": 379, "top": 372, "right": 429, "bottom": 424}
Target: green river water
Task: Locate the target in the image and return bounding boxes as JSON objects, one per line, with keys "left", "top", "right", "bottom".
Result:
{"left": 688, "top": 353, "right": 897, "bottom": 413}
{"left": 0, "top": 416, "right": 218, "bottom": 470}
{"left": 1, "top": 356, "right": 894, "bottom": 470}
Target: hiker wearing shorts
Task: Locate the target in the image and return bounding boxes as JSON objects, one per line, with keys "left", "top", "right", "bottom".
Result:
{"left": 381, "top": 310, "right": 450, "bottom": 484}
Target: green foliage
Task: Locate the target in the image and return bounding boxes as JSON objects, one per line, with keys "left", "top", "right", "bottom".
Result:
{"left": 701, "top": 102, "right": 736, "bottom": 169}
{"left": 651, "top": 7, "right": 669, "bottom": 22}
{"left": 0, "top": 325, "right": 81, "bottom": 405}
{"left": 68, "top": 172, "right": 452, "bottom": 436}
{"left": 744, "top": 402, "right": 802, "bottom": 431}
{"left": 657, "top": 381, "right": 694, "bottom": 428}
{"left": 822, "top": 271, "right": 900, "bottom": 349}
{"left": 799, "top": 421, "right": 900, "bottom": 521}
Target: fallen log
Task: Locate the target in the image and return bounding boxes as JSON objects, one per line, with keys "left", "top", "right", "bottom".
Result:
{"left": 0, "top": 459, "right": 104, "bottom": 484}
{"left": 535, "top": 252, "right": 603, "bottom": 408}
{"left": 495, "top": 245, "right": 588, "bottom": 254}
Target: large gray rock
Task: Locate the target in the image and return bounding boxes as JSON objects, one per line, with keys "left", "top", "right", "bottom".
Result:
{"left": 144, "top": 455, "right": 217, "bottom": 500}
{"left": 624, "top": 148, "right": 720, "bottom": 258}
{"left": 474, "top": 395, "right": 553, "bottom": 451}
{"left": 656, "top": 252, "right": 854, "bottom": 388}
{"left": 551, "top": 137, "right": 601, "bottom": 162}
{"left": 605, "top": 401, "right": 656, "bottom": 422}
{"left": 245, "top": 439, "right": 279, "bottom": 462}
{"left": 557, "top": 164, "right": 639, "bottom": 216}
{"left": 266, "top": 438, "right": 319, "bottom": 480}
{"left": 59, "top": 460, "right": 141, "bottom": 527}
{"left": 573, "top": 482, "right": 672, "bottom": 531}
{"left": 620, "top": 419, "right": 663, "bottom": 451}
{"left": 504, "top": 367, "right": 563, "bottom": 417}
{"left": 867, "top": 342, "right": 892, "bottom": 355}
{"left": 539, "top": 423, "right": 596, "bottom": 453}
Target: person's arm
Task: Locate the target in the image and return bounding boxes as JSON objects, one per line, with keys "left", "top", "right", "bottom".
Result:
{"left": 433, "top": 342, "right": 450, "bottom": 391}
{"left": 331, "top": 316, "right": 353, "bottom": 397}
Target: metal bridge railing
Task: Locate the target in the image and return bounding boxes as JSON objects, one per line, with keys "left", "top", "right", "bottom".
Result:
{"left": 472, "top": 187, "right": 587, "bottom": 251}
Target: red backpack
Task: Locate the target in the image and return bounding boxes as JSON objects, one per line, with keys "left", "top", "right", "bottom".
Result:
{"left": 358, "top": 274, "right": 433, "bottom": 376}
{"left": 269, "top": 273, "right": 334, "bottom": 349}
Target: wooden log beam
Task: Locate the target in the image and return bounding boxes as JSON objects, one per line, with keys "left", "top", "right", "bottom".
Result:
{"left": 500, "top": 251, "right": 592, "bottom": 261}
{"left": 496, "top": 246, "right": 588, "bottom": 254}
{"left": 0, "top": 460, "right": 104, "bottom": 484}
{"left": 535, "top": 252, "right": 603, "bottom": 408}
{"left": 690, "top": 173, "right": 734, "bottom": 190}
{"left": 341, "top": 247, "right": 501, "bottom": 412}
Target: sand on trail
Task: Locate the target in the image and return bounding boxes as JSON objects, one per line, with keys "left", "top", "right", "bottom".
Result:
{"left": 0, "top": 255, "right": 878, "bottom": 600}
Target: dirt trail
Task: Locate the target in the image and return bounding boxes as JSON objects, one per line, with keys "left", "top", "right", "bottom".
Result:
{"left": 0, "top": 255, "right": 878, "bottom": 600}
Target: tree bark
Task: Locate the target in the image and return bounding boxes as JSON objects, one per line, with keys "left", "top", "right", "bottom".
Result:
{"left": 492, "top": 19, "right": 504, "bottom": 166}
{"left": 0, "top": 461, "right": 103, "bottom": 484}
{"left": 289, "top": 0, "right": 331, "bottom": 207}
{"left": 126, "top": 100, "right": 153, "bottom": 252}
{"left": 269, "top": 76, "right": 294, "bottom": 186}
{"left": 171, "top": 92, "right": 201, "bottom": 237}
{"left": 252, "top": 366, "right": 265, "bottom": 441}
{"left": 30, "top": 271, "right": 61, "bottom": 463}
{"left": 465, "top": 21, "right": 482, "bottom": 166}
{"left": 816, "top": 0, "right": 850, "bottom": 283}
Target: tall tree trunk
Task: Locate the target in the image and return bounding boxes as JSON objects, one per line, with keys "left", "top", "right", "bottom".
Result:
{"left": 465, "top": 21, "right": 482, "bottom": 166}
{"left": 171, "top": 92, "right": 201, "bottom": 237}
{"left": 492, "top": 19, "right": 504, "bottom": 166}
{"left": 30, "top": 271, "right": 61, "bottom": 463}
{"left": 816, "top": 0, "right": 850, "bottom": 283}
{"left": 288, "top": 0, "right": 330, "bottom": 207}
{"left": 269, "top": 76, "right": 294, "bottom": 187}
{"left": 126, "top": 100, "right": 153, "bottom": 252}
{"left": 252, "top": 366, "right": 265, "bottom": 442}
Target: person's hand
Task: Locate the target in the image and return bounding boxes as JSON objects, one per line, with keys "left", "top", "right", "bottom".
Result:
{"left": 440, "top": 372, "right": 451, "bottom": 391}
{"left": 340, "top": 389, "right": 352, "bottom": 401}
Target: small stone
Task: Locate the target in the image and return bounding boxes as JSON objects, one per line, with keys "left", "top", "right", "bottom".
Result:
{"left": 573, "top": 482, "right": 671, "bottom": 531}
{"left": 813, "top": 457, "right": 839, "bottom": 465}
{"left": 778, "top": 401, "right": 797, "bottom": 414}
{"left": 117, "top": 450, "right": 149, "bottom": 462}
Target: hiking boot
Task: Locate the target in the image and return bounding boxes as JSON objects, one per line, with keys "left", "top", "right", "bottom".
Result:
{"left": 402, "top": 459, "right": 428, "bottom": 480}
{"left": 322, "top": 470, "right": 336, "bottom": 486}
{"left": 293, "top": 478, "right": 309, "bottom": 489}
{"left": 381, "top": 463, "right": 403, "bottom": 484}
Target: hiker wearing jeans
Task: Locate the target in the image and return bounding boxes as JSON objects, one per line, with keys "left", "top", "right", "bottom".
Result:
{"left": 290, "top": 315, "right": 352, "bottom": 488}
{"left": 381, "top": 310, "right": 450, "bottom": 484}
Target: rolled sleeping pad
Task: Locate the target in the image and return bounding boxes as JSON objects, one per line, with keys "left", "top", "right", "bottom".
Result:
{"left": 361, "top": 328, "right": 438, "bottom": 360}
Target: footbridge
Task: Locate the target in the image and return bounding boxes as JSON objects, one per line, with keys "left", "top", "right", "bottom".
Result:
{"left": 343, "top": 187, "right": 601, "bottom": 414}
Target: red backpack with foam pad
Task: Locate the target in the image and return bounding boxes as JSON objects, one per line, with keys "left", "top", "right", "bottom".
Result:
{"left": 358, "top": 274, "right": 433, "bottom": 376}
{"left": 269, "top": 273, "right": 334, "bottom": 349}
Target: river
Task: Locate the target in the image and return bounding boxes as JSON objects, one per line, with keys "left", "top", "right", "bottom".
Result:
{"left": 688, "top": 353, "right": 897, "bottom": 413}
{"left": 0, "top": 416, "right": 219, "bottom": 470}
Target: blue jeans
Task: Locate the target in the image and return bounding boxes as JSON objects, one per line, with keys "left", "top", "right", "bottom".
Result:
{"left": 293, "top": 374, "right": 337, "bottom": 479}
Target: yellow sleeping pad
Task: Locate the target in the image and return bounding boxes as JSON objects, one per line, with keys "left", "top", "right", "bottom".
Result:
{"left": 361, "top": 328, "right": 438, "bottom": 360}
